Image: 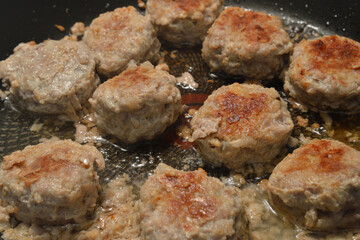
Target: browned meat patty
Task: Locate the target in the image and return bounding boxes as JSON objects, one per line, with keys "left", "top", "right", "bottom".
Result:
{"left": 284, "top": 35, "right": 360, "bottom": 112}
{"left": 0, "top": 139, "right": 105, "bottom": 225}
{"left": 191, "top": 83, "right": 294, "bottom": 171}
{"left": 83, "top": 6, "right": 161, "bottom": 77}
{"left": 0, "top": 40, "right": 99, "bottom": 121}
{"left": 267, "top": 139, "right": 360, "bottom": 231}
{"left": 202, "top": 7, "right": 293, "bottom": 79}
{"left": 146, "top": 0, "right": 224, "bottom": 46}
{"left": 89, "top": 62, "right": 183, "bottom": 144}
{"left": 139, "top": 163, "right": 247, "bottom": 240}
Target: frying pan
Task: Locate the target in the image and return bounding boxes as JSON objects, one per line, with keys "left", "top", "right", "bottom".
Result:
{"left": 0, "top": 0, "right": 360, "bottom": 238}
{"left": 0, "top": 0, "right": 359, "bottom": 58}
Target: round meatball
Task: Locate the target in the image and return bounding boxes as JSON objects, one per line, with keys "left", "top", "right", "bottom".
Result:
{"left": 0, "top": 139, "right": 105, "bottom": 225}
{"left": 83, "top": 6, "right": 161, "bottom": 77}
{"left": 190, "top": 83, "right": 294, "bottom": 171}
{"left": 267, "top": 139, "right": 360, "bottom": 231}
{"left": 139, "top": 163, "right": 247, "bottom": 240}
{"left": 0, "top": 40, "right": 99, "bottom": 120}
{"left": 202, "top": 7, "right": 293, "bottom": 79}
{"left": 284, "top": 35, "right": 360, "bottom": 112}
{"left": 146, "top": 0, "right": 224, "bottom": 46}
{"left": 89, "top": 61, "right": 183, "bottom": 144}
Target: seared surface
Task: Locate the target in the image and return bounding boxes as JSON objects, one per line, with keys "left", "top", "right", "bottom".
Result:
{"left": 202, "top": 7, "right": 292, "bottom": 79}
{"left": 284, "top": 35, "right": 360, "bottom": 112}
{"left": 0, "top": 139, "right": 105, "bottom": 225}
{"left": 146, "top": 0, "right": 224, "bottom": 45}
{"left": 268, "top": 139, "right": 360, "bottom": 231}
{"left": 139, "top": 163, "right": 247, "bottom": 240}
{"left": 191, "top": 83, "right": 293, "bottom": 170}
{"left": 83, "top": 6, "right": 161, "bottom": 77}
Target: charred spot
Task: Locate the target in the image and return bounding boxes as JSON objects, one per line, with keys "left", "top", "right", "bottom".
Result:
{"left": 255, "top": 25, "right": 264, "bottom": 31}
{"left": 284, "top": 140, "right": 346, "bottom": 174}
{"left": 312, "top": 39, "right": 325, "bottom": 51}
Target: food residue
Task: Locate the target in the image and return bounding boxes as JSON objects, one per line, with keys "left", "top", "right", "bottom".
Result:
{"left": 55, "top": 24, "right": 65, "bottom": 32}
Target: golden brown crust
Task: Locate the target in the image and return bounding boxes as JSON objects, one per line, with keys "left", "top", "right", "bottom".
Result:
{"left": 19, "top": 155, "right": 84, "bottom": 187}
{"left": 306, "top": 36, "right": 360, "bottom": 76}
{"left": 153, "top": 0, "right": 213, "bottom": 13}
{"left": 215, "top": 90, "right": 268, "bottom": 138}
{"left": 283, "top": 140, "right": 346, "bottom": 174}
{"left": 149, "top": 168, "right": 218, "bottom": 224}
{"left": 268, "top": 139, "right": 360, "bottom": 231}
{"left": 284, "top": 35, "right": 360, "bottom": 112}
{"left": 2, "top": 141, "right": 102, "bottom": 187}
{"left": 215, "top": 7, "right": 282, "bottom": 44}
{"left": 88, "top": 6, "right": 134, "bottom": 35}
{"left": 175, "top": 0, "right": 211, "bottom": 11}
{"left": 104, "top": 66, "right": 151, "bottom": 89}
{"left": 83, "top": 6, "right": 160, "bottom": 77}
{"left": 140, "top": 163, "right": 246, "bottom": 239}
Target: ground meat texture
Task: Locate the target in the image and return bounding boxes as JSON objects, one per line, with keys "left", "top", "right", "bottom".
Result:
{"left": 190, "top": 83, "right": 294, "bottom": 171}
{"left": 146, "top": 0, "right": 224, "bottom": 46}
{"left": 83, "top": 6, "right": 161, "bottom": 77}
{"left": 89, "top": 61, "right": 183, "bottom": 144}
{"left": 0, "top": 40, "right": 99, "bottom": 121}
{"left": 284, "top": 35, "right": 360, "bottom": 112}
{"left": 267, "top": 139, "right": 360, "bottom": 231}
{"left": 77, "top": 178, "right": 140, "bottom": 240}
{"left": 139, "top": 163, "right": 247, "bottom": 240}
{"left": 0, "top": 139, "right": 105, "bottom": 226}
{"left": 202, "top": 7, "right": 293, "bottom": 79}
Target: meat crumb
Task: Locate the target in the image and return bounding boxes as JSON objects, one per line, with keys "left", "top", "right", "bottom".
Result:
{"left": 320, "top": 112, "right": 333, "bottom": 127}
{"left": 61, "top": 35, "right": 78, "bottom": 41}
{"left": 55, "top": 24, "right": 65, "bottom": 31}
{"left": 155, "top": 63, "right": 169, "bottom": 72}
{"left": 288, "top": 136, "right": 300, "bottom": 148}
{"left": 297, "top": 116, "right": 309, "bottom": 127}
{"left": 77, "top": 177, "right": 140, "bottom": 240}
{"left": 30, "top": 118, "right": 44, "bottom": 132}
{"left": 188, "top": 109, "right": 196, "bottom": 116}
{"left": 137, "top": 0, "right": 145, "bottom": 8}
{"left": 75, "top": 123, "right": 100, "bottom": 144}
{"left": 39, "top": 136, "right": 60, "bottom": 143}
{"left": 170, "top": 50, "right": 178, "bottom": 59}
{"left": 176, "top": 125, "right": 192, "bottom": 140}
{"left": 176, "top": 72, "right": 198, "bottom": 89}
{"left": 298, "top": 133, "right": 311, "bottom": 145}
{"left": 71, "top": 22, "right": 85, "bottom": 37}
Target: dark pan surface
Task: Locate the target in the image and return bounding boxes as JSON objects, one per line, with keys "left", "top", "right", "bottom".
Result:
{"left": 0, "top": 0, "right": 360, "bottom": 238}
